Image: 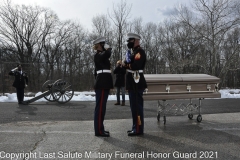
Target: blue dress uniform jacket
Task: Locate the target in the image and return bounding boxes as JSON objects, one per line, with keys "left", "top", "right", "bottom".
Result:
{"left": 125, "top": 45, "right": 147, "bottom": 135}
{"left": 126, "top": 46, "right": 147, "bottom": 90}
{"left": 9, "top": 70, "right": 28, "bottom": 89}
{"left": 93, "top": 48, "right": 113, "bottom": 136}
{"left": 94, "top": 49, "right": 113, "bottom": 89}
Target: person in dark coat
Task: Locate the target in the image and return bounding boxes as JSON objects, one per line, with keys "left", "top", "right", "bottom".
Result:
{"left": 93, "top": 37, "right": 113, "bottom": 137}
{"left": 124, "top": 33, "right": 147, "bottom": 136}
{"left": 9, "top": 64, "right": 28, "bottom": 104}
{"left": 113, "top": 60, "right": 126, "bottom": 106}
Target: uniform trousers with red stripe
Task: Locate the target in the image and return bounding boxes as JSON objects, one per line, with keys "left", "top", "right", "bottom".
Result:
{"left": 94, "top": 89, "right": 110, "bottom": 135}
{"left": 128, "top": 90, "right": 144, "bottom": 134}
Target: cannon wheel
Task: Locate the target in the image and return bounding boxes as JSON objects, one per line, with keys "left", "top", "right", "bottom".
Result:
{"left": 41, "top": 80, "right": 56, "bottom": 102}
{"left": 51, "top": 79, "right": 74, "bottom": 104}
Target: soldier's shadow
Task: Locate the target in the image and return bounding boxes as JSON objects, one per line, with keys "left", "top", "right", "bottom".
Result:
{"left": 16, "top": 105, "right": 38, "bottom": 115}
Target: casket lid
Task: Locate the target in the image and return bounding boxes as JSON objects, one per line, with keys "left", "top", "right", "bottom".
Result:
{"left": 144, "top": 74, "right": 220, "bottom": 83}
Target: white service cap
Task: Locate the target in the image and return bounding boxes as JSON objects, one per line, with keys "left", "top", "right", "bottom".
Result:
{"left": 126, "top": 33, "right": 141, "bottom": 41}
{"left": 92, "top": 37, "right": 105, "bottom": 45}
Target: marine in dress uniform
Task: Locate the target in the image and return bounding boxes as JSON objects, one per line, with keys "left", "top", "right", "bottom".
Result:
{"left": 9, "top": 64, "right": 28, "bottom": 104}
{"left": 124, "top": 33, "right": 147, "bottom": 136}
{"left": 93, "top": 37, "right": 113, "bottom": 137}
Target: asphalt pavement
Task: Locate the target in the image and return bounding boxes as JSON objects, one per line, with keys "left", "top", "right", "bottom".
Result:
{"left": 0, "top": 99, "right": 240, "bottom": 160}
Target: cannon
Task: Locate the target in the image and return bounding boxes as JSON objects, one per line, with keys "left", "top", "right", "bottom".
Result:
{"left": 23, "top": 79, "right": 74, "bottom": 104}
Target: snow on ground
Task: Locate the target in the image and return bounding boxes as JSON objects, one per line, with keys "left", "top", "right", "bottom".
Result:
{"left": 219, "top": 89, "right": 240, "bottom": 98}
{"left": 0, "top": 89, "right": 239, "bottom": 103}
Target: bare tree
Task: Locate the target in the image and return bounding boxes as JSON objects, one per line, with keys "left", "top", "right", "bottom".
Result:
{"left": 0, "top": 0, "right": 59, "bottom": 90}
{"left": 177, "top": 0, "right": 240, "bottom": 76}
{"left": 141, "top": 22, "right": 159, "bottom": 73}
{"left": 126, "top": 17, "right": 143, "bottom": 34}
{"left": 92, "top": 14, "right": 111, "bottom": 38}
{"left": 0, "top": 1, "right": 58, "bottom": 63}
{"left": 42, "top": 20, "right": 74, "bottom": 81}
{"left": 108, "top": 0, "right": 131, "bottom": 60}
{"left": 218, "top": 28, "right": 240, "bottom": 87}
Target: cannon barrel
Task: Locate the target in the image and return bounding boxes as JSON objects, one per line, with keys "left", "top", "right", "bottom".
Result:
{"left": 55, "top": 81, "right": 66, "bottom": 86}
{"left": 47, "top": 81, "right": 66, "bottom": 89}
{"left": 11, "top": 67, "right": 18, "bottom": 71}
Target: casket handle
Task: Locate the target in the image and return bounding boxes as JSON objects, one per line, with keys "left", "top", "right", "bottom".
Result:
{"left": 207, "top": 84, "right": 211, "bottom": 91}
{"left": 143, "top": 90, "right": 215, "bottom": 95}
{"left": 187, "top": 84, "right": 191, "bottom": 92}
{"left": 166, "top": 85, "right": 170, "bottom": 93}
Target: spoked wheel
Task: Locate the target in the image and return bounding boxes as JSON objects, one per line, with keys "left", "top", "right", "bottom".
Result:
{"left": 197, "top": 115, "right": 202, "bottom": 122}
{"left": 51, "top": 79, "right": 74, "bottom": 104}
{"left": 41, "top": 80, "right": 56, "bottom": 102}
{"left": 188, "top": 114, "right": 193, "bottom": 120}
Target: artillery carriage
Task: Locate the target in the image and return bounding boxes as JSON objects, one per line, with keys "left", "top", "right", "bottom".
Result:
{"left": 23, "top": 79, "right": 74, "bottom": 104}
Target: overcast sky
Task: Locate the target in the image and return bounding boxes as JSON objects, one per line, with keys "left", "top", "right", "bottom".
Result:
{"left": 10, "top": 0, "right": 192, "bottom": 30}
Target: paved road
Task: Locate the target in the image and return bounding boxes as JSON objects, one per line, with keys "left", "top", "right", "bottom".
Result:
{"left": 0, "top": 99, "right": 240, "bottom": 160}
{"left": 1, "top": 99, "right": 240, "bottom": 123}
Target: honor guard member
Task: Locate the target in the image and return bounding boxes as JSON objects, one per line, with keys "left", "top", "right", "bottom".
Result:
{"left": 124, "top": 33, "right": 147, "bottom": 136}
{"left": 9, "top": 64, "right": 28, "bottom": 104}
{"left": 93, "top": 37, "right": 113, "bottom": 137}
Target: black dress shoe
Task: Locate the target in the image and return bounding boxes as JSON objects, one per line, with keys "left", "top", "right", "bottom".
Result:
{"left": 95, "top": 132, "right": 110, "bottom": 137}
{"left": 104, "top": 131, "right": 110, "bottom": 134}
{"left": 127, "top": 130, "right": 133, "bottom": 133}
{"left": 128, "top": 131, "right": 143, "bottom": 136}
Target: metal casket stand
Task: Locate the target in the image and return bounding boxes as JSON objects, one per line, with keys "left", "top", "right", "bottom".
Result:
{"left": 143, "top": 74, "right": 221, "bottom": 125}
{"left": 22, "top": 79, "right": 74, "bottom": 104}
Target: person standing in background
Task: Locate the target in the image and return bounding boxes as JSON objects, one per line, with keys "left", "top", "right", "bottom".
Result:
{"left": 113, "top": 60, "right": 126, "bottom": 106}
{"left": 9, "top": 64, "right": 28, "bottom": 104}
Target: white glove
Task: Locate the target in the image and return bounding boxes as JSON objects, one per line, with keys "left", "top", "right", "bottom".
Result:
{"left": 122, "top": 61, "right": 125, "bottom": 66}
{"left": 11, "top": 67, "right": 18, "bottom": 72}
{"left": 25, "top": 84, "right": 28, "bottom": 88}
{"left": 104, "top": 44, "right": 110, "bottom": 50}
